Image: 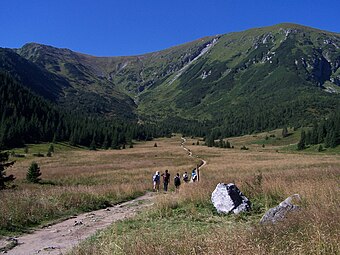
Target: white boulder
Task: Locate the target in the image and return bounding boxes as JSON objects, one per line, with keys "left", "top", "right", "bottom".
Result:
{"left": 211, "top": 183, "right": 251, "bottom": 214}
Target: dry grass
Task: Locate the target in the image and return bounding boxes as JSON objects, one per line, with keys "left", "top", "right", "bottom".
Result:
{"left": 0, "top": 136, "right": 198, "bottom": 234}
{"left": 71, "top": 136, "right": 340, "bottom": 255}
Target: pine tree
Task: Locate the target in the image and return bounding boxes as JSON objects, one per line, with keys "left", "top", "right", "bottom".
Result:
{"left": 90, "top": 137, "right": 96, "bottom": 150}
{"left": 0, "top": 151, "right": 15, "bottom": 189}
{"left": 26, "top": 162, "right": 41, "bottom": 183}
{"left": 325, "top": 130, "right": 336, "bottom": 148}
{"left": 297, "top": 130, "right": 306, "bottom": 150}
{"left": 282, "top": 126, "right": 289, "bottom": 138}
{"left": 102, "top": 134, "right": 109, "bottom": 150}
{"left": 206, "top": 134, "right": 215, "bottom": 147}
{"left": 219, "top": 139, "right": 224, "bottom": 148}
{"left": 48, "top": 144, "right": 54, "bottom": 155}
{"left": 305, "top": 131, "right": 311, "bottom": 145}
{"left": 311, "top": 122, "right": 318, "bottom": 144}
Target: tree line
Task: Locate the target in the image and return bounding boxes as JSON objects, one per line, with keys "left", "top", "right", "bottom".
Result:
{"left": 0, "top": 72, "right": 170, "bottom": 150}
{"left": 298, "top": 111, "right": 340, "bottom": 150}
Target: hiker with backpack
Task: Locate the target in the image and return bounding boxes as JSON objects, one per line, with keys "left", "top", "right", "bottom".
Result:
{"left": 152, "top": 171, "right": 160, "bottom": 192}
{"left": 174, "top": 173, "right": 181, "bottom": 192}
{"left": 191, "top": 169, "right": 197, "bottom": 182}
{"left": 182, "top": 171, "right": 189, "bottom": 183}
{"left": 161, "top": 169, "right": 170, "bottom": 192}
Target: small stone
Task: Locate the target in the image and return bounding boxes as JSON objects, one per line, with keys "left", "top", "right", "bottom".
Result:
{"left": 73, "top": 220, "right": 83, "bottom": 226}
{"left": 260, "top": 194, "right": 301, "bottom": 224}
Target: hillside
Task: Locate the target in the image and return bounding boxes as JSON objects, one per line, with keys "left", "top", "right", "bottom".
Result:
{"left": 1, "top": 23, "right": 340, "bottom": 136}
{"left": 139, "top": 24, "right": 340, "bottom": 125}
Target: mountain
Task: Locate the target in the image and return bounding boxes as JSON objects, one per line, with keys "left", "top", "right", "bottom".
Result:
{"left": 1, "top": 23, "right": 340, "bottom": 136}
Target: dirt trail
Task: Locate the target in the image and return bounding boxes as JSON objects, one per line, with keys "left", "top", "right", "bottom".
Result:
{"left": 181, "top": 137, "right": 207, "bottom": 167}
{"left": 3, "top": 193, "right": 154, "bottom": 255}
{"left": 2, "top": 137, "right": 206, "bottom": 255}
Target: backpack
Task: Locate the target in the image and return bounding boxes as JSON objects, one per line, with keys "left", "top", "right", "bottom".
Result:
{"left": 174, "top": 176, "right": 181, "bottom": 186}
{"left": 183, "top": 174, "right": 188, "bottom": 182}
{"left": 153, "top": 174, "right": 159, "bottom": 182}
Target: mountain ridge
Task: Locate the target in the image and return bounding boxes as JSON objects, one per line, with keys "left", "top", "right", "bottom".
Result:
{"left": 1, "top": 23, "right": 340, "bottom": 137}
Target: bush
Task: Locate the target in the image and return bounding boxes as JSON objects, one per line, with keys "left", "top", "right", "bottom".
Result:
{"left": 240, "top": 145, "right": 249, "bottom": 150}
{"left": 33, "top": 153, "right": 44, "bottom": 157}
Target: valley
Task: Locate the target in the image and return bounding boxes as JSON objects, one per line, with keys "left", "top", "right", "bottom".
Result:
{"left": 1, "top": 22, "right": 340, "bottom": 254}
{"left": 1, "top": 132, "right": 339, "bottom": 254}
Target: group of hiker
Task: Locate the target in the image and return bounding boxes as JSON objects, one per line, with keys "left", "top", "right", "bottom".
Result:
{"left": 152, "top": 168, "right": 198, "bottom": 192}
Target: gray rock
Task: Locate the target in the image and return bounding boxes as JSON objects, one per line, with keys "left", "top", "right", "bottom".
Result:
{"left": 260, "top": 194, "right": 301, "bottom": 224}
{"left": 211, "top": 183, "right": 251, "bottom": 214}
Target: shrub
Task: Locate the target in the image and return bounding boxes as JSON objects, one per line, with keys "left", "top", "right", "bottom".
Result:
{"left": 33, "top": 153, "right": 44, "bottom": 157}
{"left": 240, "top": 145, "right": 249, "bottom": 150}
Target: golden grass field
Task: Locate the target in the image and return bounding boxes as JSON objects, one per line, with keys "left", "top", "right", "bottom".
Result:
{"left": 1, "top": 132, "right": 340, "bottom": 254}
{"left": 0, "top": 137, "right": 198, "bottom": 234}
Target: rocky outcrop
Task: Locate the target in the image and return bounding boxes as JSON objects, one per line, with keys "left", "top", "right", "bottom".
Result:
{"left": 211, "top": 183, "right": 251, "bottom": 214}
{"left": 260, "top": 194, "right": 301, "bottom": 224}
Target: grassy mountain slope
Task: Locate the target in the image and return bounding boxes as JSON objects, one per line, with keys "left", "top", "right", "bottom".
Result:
{"left": 2, "top": 23, "right": 340, "bottom": 132}
{"left": 0, "top": 48, "right": 68, "bottom": 100}
{"left": 138, "top": 24, "right": 340, "bottom": 126}
{"left": 14, "top": 37, "right": 215, "bottom": 119}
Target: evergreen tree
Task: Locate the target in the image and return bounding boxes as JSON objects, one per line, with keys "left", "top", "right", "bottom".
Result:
{"left": 297, "top": 130, "right": 306, "bottom": 150}
{"left": 48, "top": 144, "right": 54, "bottom": 154}
{"left": 311, "top": 122, "right": 318, "bottom": 144}
{"left": 111, "top": 130, "right": 119, "bottom": 149}
{"left": 219, "top": 139, "right": 224, "bottom": 148}
{"left": 206, "top": 134, "right": 215, "bottom": 147}
{"left": 26, "top": 162, "right": 41, "bottom": 183}
{"left": 325, "top": 130, "right": 336, "bottom": 148}
{"left": 282, "top": 126, "right": 289, "bottom": 138}
{"left": 317, "top": 122, "right": 325, "bottom": 144}
{"left": 90, "top": 137, "right": 97, "bottom": 151}
{"left": 305, "top": 131, "right": 311, "bottom": 145}
{"left": 102, "top": 134, "right": 109, "bottom": 150}
{"left": 0, "top": 151, "right": 15, "bottom": 189}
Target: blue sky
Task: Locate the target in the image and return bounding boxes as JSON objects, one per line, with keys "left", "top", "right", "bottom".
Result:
{"left": 1, "top": 0, "right": 339, "bottom": 56}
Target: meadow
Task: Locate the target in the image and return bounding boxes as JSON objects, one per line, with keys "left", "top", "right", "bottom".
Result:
{"left": 71, "top": 133, "right": 340, "bottom": 255}
{"left": 0, "top": 138, "right": 198, "bottom": 235}
{"left": 1, "top": 132, "right": 340, "bottom": 254}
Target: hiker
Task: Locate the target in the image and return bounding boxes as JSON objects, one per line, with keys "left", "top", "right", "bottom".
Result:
{"left": 161, "top": 169, "right": 170, "bottom": 192}
{"left": 174, "top": 173, "right": 181, "bottom": 191}
{"left": 183, "top": 171, "right": 189, "bottom": 183}
{"left": 152, "top": 171, "right": 160, "bottom": 192}
{"left": 192, "top": 169, "right": 197, "bottom": 182}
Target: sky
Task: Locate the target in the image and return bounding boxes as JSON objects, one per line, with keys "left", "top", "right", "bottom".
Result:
{"left": 1, "top": 0, "right": 340, "bottom": 56}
